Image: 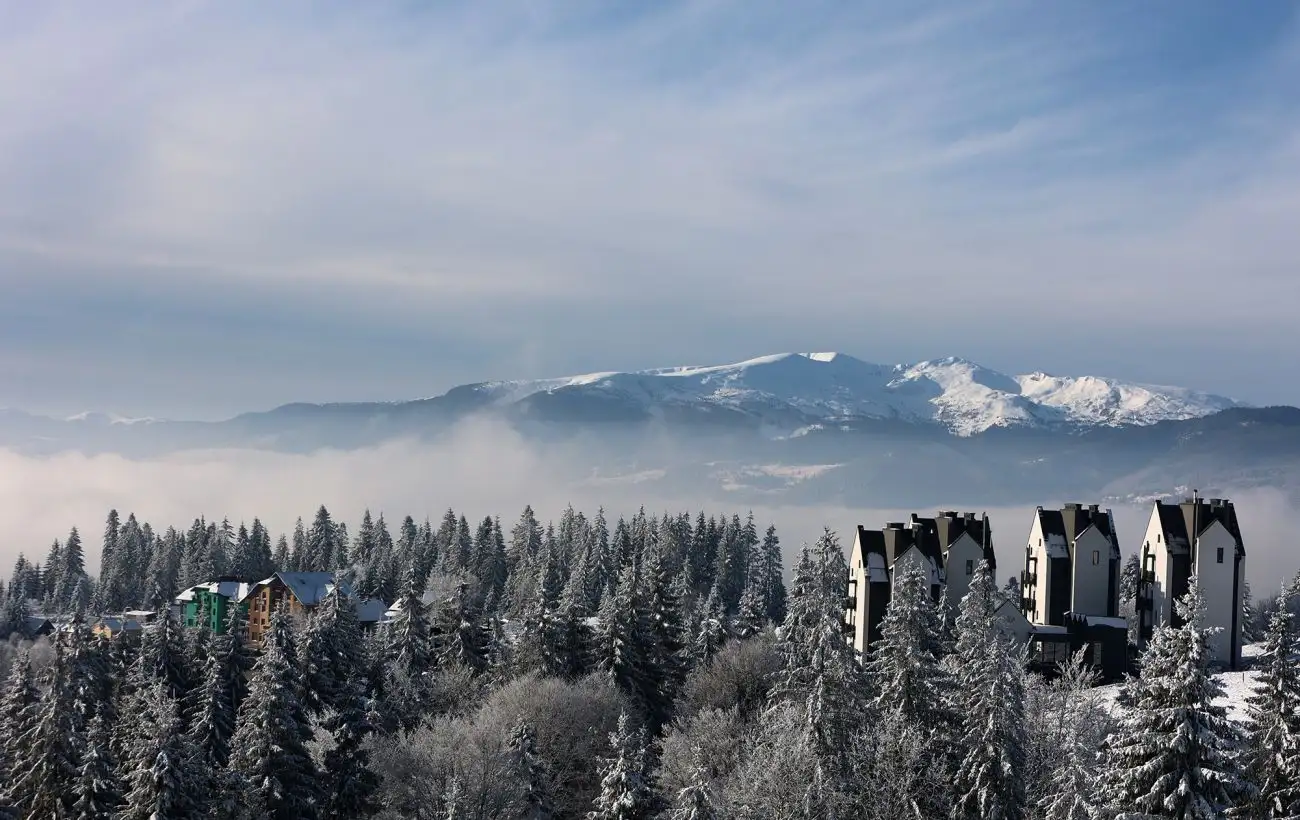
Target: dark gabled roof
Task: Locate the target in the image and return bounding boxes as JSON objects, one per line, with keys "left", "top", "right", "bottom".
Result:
{"left": 1037, "top": 509, "right": 1066, "bottom": 541}
{"left": 1155, "top": 502, "right": 1190, "bottom": 550}
{"left": 854, "top": 526, "right": 887, "bottom": 565}
{"left": 931, "top": 511, "right": 995, "bottom": 566}
{"left": 1153, "top": 498, "right": 1244, "bottom": 555}
{"left": 1038, "top": 504, "right": 1118, "bottom": 553}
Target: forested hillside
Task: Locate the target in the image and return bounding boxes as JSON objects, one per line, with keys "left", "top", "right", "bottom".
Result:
{"left": 0, "top": 507, "right": 1297, "bottom": 817}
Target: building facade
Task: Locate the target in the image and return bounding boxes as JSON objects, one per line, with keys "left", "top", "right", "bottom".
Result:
{"left": 845, "top": 511, "right": 996, "bottom": 654}
{"left": 1135, "top": 495, "right": 1245, "bottom": 669}
{"left": 1021, "top": 503, "right": 1121, "bottom": 627}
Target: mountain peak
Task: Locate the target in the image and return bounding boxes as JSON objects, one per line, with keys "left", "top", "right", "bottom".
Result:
{"left": 477, "top": 352, "right": 1241, "bottom": 436}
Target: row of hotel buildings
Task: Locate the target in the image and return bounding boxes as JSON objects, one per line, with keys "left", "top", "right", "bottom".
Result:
{"left": 844, "top": 495, "right": 1247, "bottom": 679}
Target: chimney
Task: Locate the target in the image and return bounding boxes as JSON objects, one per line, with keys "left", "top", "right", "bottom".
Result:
{"left": 1088, "top": 504, "right": 1100, "bottom": 514}
{"left": 887, "top": 522, "right": 904, "bottom": 530}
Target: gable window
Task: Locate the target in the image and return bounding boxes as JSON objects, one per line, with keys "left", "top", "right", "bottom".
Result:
{"left": 1092, "top": 550, "right": 1100, "bottom": 565}
{"left": 965, "top": 560, "right": 974, "bottom": 576}
{"left": 1217, "top": 547, "right": 1224, "bottom": 564}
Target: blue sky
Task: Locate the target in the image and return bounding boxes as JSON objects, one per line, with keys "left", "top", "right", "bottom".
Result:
{"left": 2, "top": 0, "right": 1299, "bottom": 419}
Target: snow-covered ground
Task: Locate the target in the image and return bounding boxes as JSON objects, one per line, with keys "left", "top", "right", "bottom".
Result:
{"left": 1094, "top": 642, "right": 1265, "bottom": 724}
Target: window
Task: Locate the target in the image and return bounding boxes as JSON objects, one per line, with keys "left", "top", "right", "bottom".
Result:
{"left": 1217, "top": 547, "right": 1224, "bottom": 564}
{"left": 1036, "top": 640, "right": 1071, "bottom": 667}
{"left": 965, "top": 560, "right": 974, "bottom": 576}
{"left": 1092, "top": 550, "right": 1100, "bottom": 565}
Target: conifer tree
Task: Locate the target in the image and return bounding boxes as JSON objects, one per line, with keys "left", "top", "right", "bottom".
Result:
{"left": 134, "top": 606, "right": 190, "bottom": 699}
{"left": 1096, "top": 576, "right": 1251, "bottom": 818}
{"left": 518, "top": 543, "right": 570, "bottom": 678}
{"left": 433, "top": 582, "right": 490, "bottom": 674}
{"left": 1243, "top": 575, "right": 1300, "bottom": 818}
{"left": 642, "top": 543, "right": 687, "bottom": 722}
{"left": 229, "top": 604, "right": 320, "bottom": 818}
{"left": 668, "top": 749, "right": 721, "bottom": 820}
{"left": 320, "top": 677, "right": 379, "bottom": 820}
{"left": 0, "top": 648, "right": 40, "bottom": 780}
{"left": 0, "top": 590, "right": 29, "bottom": 641}
{"left": 300, "top": 582, "right": 363, "bottom": 714}
{"left": 507, "top": 719, "right": 554, "bottom": 820}
{"left": 588, "top": 711, "right": 656, "bottom": 820}
{"left": 383, "top": 567, "right": 435, "bottom": 731}
{"left": 593, "top": 561, "right": 647, "bottom": 704}
{"left": 71, "top": 707, "right": 122, "bottom": 819}
{"left": 1037, "top": 649, "right": 1101, "bottom": 820}
{"left": 118, "top": 682, "right": 201, "bottom": 820}
{"left": 187, "top": 607, "right": 254, "bottom": 770}
{"left": 866, "top": 559, "right": 949, "bottom": 731}
{"left": 6, "top": 641, "right": 81, "bottom": 817}
{"left": 950, "top": 559, "right": 1027, "bottom": 820}
{"left": 770, "top": 529, "right": 867, "bottom": 783}
{"left": 690, "top": 589, "right": 727, "bottom": 666}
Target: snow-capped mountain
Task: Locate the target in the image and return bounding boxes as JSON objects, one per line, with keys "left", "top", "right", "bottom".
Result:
{"left": 464, "top": 352, "right": 1240, "bottom": 436}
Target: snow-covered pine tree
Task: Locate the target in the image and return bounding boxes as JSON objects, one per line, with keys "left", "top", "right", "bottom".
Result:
{"left": 771, "top": 529, "right": 867, "bottom": 770}
{"left": 642, "top": 543, "right": 687, "bottom": 723}
{"left": 1241, "top": 579, "right": 1261, "bottom": 645}
{"left": 517, "top": 542, "right": 569, "bottom": 678}
{"left": 1036, "top": 648, "right": 1101, "bottom": 820}
{"left": 0, "top": 588, "right": 28, "bottom": 640}
{"left": 592, "top": 560, "right": 648, "bottom": 705}
{"left": 865, "top": 558, "right": 950, "bottom": 736}
{"left": 690, "top": 588, "right": 727, "bottom": 666}
{"left": 507, "top": 718, "right": 554, "bottom": 819}
{"left": 386, "top": 565, "right": 434, "bottom": 675}
{"left": 1096, "top": 575, "right": 1251, "bottom": 818}
{"left": 229, "top": 604, "right": 320, "bottom": 818}
{"left": 668, "top": 747, "right": 721, "bottom": 820}
{"left": 188, "top": 628, "right": 240, "bottom": 768}
{"left": 433, "top": 581, "right": 490, "bottom": 674}
{"left": 1243, "top": 575, "right": 1300, "bottom": 818}
{"left": 134, "top": 606, "right": 190, "bottom": 699}
{"left": 118, "top": 681, "right": 202, "bottom": 820}
{"left": 299, "top": 581, "right": 363, "bottom": 715}
{"left": 6, "top": 640, "right": 82, "bottom": 817}
{"left": 761, "top": 524, "right": 786, "bottom": 625}
{"left": 70, "top": 706, "right": 122, "bottom": 819}
{"left": 588, "top": 711, "right": 656, "bottom": 820}
{"left": 0, "top": 648, "right": 40, "bottom": 785}
{"left": 320, "top": 677, "right": 379, "bottom": 820}
{"left": 950, "top": 558, "right": 1028, "bottom": 820}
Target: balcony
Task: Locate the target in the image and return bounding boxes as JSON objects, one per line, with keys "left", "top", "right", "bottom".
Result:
{"left": 1022, "top": 572, "right": 1037, "bottom": 587}
{"left": 1021, "top": 597, "right": 1035, "bottom": 613}
{"left": 1141, "top": 570, "right": 1155, "bottom": 583}
{"left": 843, "top": 596, "right": 856, "bottom": 610}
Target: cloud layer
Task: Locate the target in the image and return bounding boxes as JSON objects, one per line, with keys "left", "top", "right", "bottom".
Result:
{"left": 2, "top": 419, "right": 1296, "bottom": 597}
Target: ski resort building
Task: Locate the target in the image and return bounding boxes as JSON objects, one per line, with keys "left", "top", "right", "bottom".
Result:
{"left": 1135, "top": 495, "right": 1246, "bottom": 669}
{"left": 1017, "top": 504, "right": 1130, "bottom": 682}
{"left": 1020, "top": 503, "right": 1122, "bottom": 626}
{"left": 844, "top": 511, "right": 998, "bottom": 654}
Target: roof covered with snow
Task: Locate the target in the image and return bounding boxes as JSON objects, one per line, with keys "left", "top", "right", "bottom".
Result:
{"left": 245, "top": 571, "right": 355, "bottom": 605}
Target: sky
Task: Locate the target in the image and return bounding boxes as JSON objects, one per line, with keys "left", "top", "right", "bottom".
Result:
{"left": 2, "top": 1, "right": 1300, "bottom": 420}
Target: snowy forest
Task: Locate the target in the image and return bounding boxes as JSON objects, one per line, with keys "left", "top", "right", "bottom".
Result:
{"left": 1, "top": 505, "right": 1299, "bottom": 819}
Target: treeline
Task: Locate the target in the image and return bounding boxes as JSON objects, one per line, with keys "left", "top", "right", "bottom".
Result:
{"left": 0, "top": 504, "right": 787, "bottom": 640}
{"left": 2, "top": 511, "right": 1299, "bottom": 817}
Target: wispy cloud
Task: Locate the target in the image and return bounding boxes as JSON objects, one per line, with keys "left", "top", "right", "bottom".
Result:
{"left": 1, "top": 1, "right": 1298, "bottom": 416}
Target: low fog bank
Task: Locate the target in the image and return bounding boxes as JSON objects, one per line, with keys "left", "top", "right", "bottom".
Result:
{"left": 1, "top": 417, "right": 1296, "bottom": 594}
